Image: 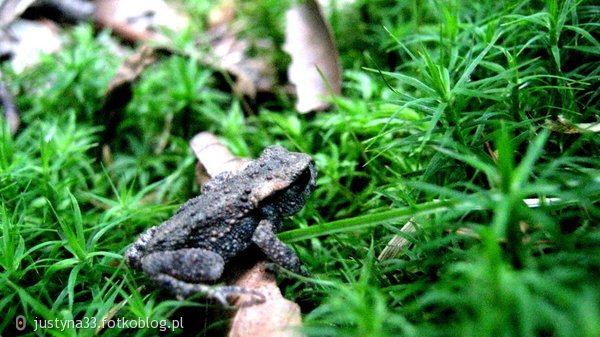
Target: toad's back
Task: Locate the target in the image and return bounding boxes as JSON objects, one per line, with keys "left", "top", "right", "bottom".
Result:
{"left": 142, "top": 183, "right": 260, "bottom": 259}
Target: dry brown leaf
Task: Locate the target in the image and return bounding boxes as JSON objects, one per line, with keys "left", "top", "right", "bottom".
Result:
{"left": 224, "top": 54, "right": 275, "bottom": 98}
{"left": 206, "top": 2, "right": 275, "bottom": 98}
{"left": 98, "top": 45, "right": 157, "bottom": 146}
{"left": 0, "top": 19, "right": 62, "bottom": 72}
{"left": 94, "top": 0, "right": 189, "bottom": 43}
{"left": 98, "top": 0, "right": 274, "bottom": 99}
{"left": 106, "top": 45, "right": 157, "bottom": 94}
{"left": 284, "top": 0, "right": 341, "bottom": 113}
{"left": 229, "top": 262, "right": 304, "bottom": 337}
{"left": 189, "top": 132, "right": 250, "bottom": 184}
{"left": 0, "top": 0, "right": 37, "bottom": 27}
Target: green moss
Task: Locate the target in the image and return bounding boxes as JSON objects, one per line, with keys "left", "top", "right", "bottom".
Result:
{"left": 1, "top": 0, "right": 598, "bottom": 336}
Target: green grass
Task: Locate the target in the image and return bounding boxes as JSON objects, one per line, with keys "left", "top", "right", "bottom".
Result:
{"left": 1, "top": 0, "right": 599, "bottom": 336}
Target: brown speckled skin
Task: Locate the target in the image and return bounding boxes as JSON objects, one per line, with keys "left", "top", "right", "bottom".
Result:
{"left": 124, "top": 146, "right": 316, "bottom": 304}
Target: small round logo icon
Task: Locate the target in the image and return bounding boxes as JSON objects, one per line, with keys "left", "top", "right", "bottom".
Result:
{"left": 16, "top": 315, "right": 26, "bottom": 331}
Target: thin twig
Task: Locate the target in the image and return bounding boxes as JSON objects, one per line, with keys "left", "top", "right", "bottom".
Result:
{"left": 0, "top": 71, "right": 20, "bottom": 134}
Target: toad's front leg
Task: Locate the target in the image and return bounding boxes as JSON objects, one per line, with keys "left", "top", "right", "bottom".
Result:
{"left": 139, "top": 248, "right": 264, "bottom": 305}
{"left": 252, "top": 219, "right": 307, "bottom": 275}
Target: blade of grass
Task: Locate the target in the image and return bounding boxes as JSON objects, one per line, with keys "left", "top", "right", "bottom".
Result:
{"left": 279, "top": 199, "right": 481, "bottom": 242}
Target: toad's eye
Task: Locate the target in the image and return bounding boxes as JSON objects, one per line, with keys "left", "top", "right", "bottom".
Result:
{"left": 295, "top": 167, "right": 313, "bottom": 189}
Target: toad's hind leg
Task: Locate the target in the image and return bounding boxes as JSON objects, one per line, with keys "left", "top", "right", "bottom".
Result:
{"left": 140, "top": 248, "right": 264, "bottom": 305}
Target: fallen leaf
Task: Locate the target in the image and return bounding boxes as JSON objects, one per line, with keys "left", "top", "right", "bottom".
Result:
{"left": 96, "top": 0, "right": 275, "bottom": 100}
{"left": 107, "top": 45, "right": 157, "bottom": 94}
{"left": 228, "top": 262, "right": 304, "bottom": 337}
{"left": 284, "top": 0, "right": 341, "bottom": 113}
{"left": 546, "top": 115, "right": 600, "bottom": 134}
{"left": 97, "top": 45, "right": 157, "bottom": 146}
{"left": 222, "top": 52, "right": 275, "bottom": 98}
{"left": 0, "top": 0, "right": 37, "bottom": 27}
{"left": 94, "top": 0, "right": 189, "bottom": 42}
{"left": 0, "top": 19, "right": 62, "bottom": 72}
{"left": 205, "top": 1, "right": 275, "bottom": 98}
{"left": 189, "top": 132, "right": 249, "bottom": 185}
